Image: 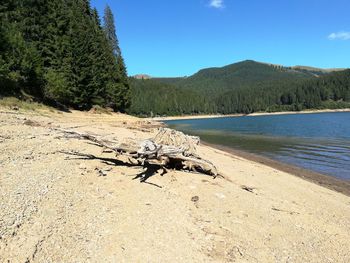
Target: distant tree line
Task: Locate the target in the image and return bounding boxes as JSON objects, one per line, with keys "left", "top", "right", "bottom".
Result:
{"left": 217, "top": 70, "right": 350, "bottom": 114}
{"left": 129, "top": 69, "right": 350, "bottom": 116}
{"left": 128, "top": 78, "right": 215, "bottom": 117}
{"left": 0, "top": 0, "right": 129, "bottom": 111}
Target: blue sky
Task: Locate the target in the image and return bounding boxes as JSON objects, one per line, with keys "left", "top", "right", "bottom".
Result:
{"left": 91, "top": 0, "right": 350, "bottom": 77}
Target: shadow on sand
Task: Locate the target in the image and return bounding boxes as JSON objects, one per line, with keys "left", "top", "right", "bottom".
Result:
{"left": 60, "top": 151, "right": 164, "bottom": 188}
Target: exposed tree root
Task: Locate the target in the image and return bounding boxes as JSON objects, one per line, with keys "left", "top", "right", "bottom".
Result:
{"left": 54, "top": 128, "right": 218, "bottom": 178}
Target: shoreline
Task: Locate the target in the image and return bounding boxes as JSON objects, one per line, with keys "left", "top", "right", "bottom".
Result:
{"left": 160, "top": 114, "right": 350, "bottom": 197}
{"left": 152, "top": 108, "right": 350, "bottom": 121}
{"left": 201, "top": 141, "right": 350, "bottom": 197}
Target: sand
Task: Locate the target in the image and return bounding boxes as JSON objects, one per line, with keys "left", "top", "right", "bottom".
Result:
{"left": 1, "top": 108, "right": 349, "bottom": 262}
{"left": 153, "top": 108, "right": 350, "bottom": 121}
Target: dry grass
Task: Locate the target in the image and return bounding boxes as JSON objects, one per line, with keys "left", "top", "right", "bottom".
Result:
{"left": 0, "top": 97, "right": 58, "bottom": 113}
{"left": 89, "top": 105, "right": 113, "bottom": 115}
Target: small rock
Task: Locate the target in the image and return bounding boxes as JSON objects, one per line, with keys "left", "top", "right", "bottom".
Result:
{"left": 79, "top": 163, "right": 87, "bottom": 170}
{"left": 23, "top": 151, "right": 34, "bottom": 159}
{"left": 191, "top": 196, "right": 199, "bottom": 202}
{"left": 97, "top": 169, "right": 107, "bottom": 177}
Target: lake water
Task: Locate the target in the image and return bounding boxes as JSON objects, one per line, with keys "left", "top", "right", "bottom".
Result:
{"left": 165, "top": 112, "right": 350, "bottom": 180}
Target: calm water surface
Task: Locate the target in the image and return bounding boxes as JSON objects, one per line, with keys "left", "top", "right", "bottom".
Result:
{"left": 166, "top": 112, "right": 350, "bottom": 180}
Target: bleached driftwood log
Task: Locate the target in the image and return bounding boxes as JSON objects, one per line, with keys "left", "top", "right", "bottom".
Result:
{"left": 56, "top": 127, "right": 218, "bottom": 177}
{"left": 153, "top": 128, "right": 200, "bottom": 156}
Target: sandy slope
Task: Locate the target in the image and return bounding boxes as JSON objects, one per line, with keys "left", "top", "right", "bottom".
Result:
{"left": 0, "top": 109, "right": 349, "bottom": 262}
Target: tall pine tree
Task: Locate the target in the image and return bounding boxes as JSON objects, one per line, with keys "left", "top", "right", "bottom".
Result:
{"left": 103, "top": 5, "right": 130, "bottom": 110}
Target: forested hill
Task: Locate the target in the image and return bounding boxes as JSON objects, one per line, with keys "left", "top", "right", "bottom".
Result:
{"left": 168, "top": 60, "right": 320, "bottom": 94}
{"left": 0, "top": 1, "right": 129, "bottom": 111}
{"left": 129, "top": 61, "right": 350, "bottom": 116}
{"left": 154, "top": 60, "right": 333, "bottom": 93}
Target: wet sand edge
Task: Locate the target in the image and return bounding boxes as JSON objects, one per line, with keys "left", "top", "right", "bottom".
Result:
{"left": 202, "top": 141, "right": 350, "bottom": 197}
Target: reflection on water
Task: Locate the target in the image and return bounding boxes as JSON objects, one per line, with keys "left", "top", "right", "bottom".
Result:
{"left": 166, "top": 112, "right": 350, "bottom": 180}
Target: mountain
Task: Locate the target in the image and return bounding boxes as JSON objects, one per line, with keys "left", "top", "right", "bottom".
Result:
{"left": 170, "top": 60, "right": 316, "bottom": 94}
{"left": 129, "top": 60, "right": 350, "bottom": 116}
{"left": 150, "top": 60, "right": 344, "bottom": 96}
{"left": 289, "top": 66, "right": 346, "bottom": 78}
{"left": 133, "top": 74, "right": 152, "bottom": 80}
{"left": 291, "top": 65, "right": 346, "bottom": 74}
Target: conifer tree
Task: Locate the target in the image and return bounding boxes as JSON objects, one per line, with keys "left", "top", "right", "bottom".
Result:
{"left": 103, "top": 5, "right": 130, "bottom": 110}
{"left": 1, "top": 0, "right": 131, "bottom": 112}
{"left": 103, "top": 5, "right": 121, "bottom": 57}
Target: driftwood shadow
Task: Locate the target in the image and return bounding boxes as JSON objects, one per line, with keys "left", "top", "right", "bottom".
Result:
{"left": 132, "top": 163, "right": 164, "bottom": 188}
{"left": 60, "top": 151, "right": 164, "bottom": 187}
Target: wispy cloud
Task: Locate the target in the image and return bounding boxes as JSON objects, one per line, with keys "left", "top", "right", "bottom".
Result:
{"left": 209, "top": 0, "right": 224, "bottom": 9}
{"left": 328, "top": 31, "right": 350, "bottom": 40}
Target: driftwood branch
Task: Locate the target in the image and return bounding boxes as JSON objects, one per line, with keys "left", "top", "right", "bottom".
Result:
{"left": 55, "top": 127, "right": 218, "bottom": 177}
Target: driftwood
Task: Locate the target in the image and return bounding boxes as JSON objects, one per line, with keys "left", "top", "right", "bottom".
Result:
{"left": 55, "top": 127, "right": 218, "bottom": 178}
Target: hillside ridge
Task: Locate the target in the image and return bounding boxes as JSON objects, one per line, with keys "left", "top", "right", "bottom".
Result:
{"left": 134, "top": 60, "right": 346, "bottom": 79}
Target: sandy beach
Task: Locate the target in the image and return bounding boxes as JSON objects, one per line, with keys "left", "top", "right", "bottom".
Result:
{"left": 1, "top": 108, "right": 350, "bottom": 262}
{"left": 152, "top": 108, "right": 350, "bottom": 121}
